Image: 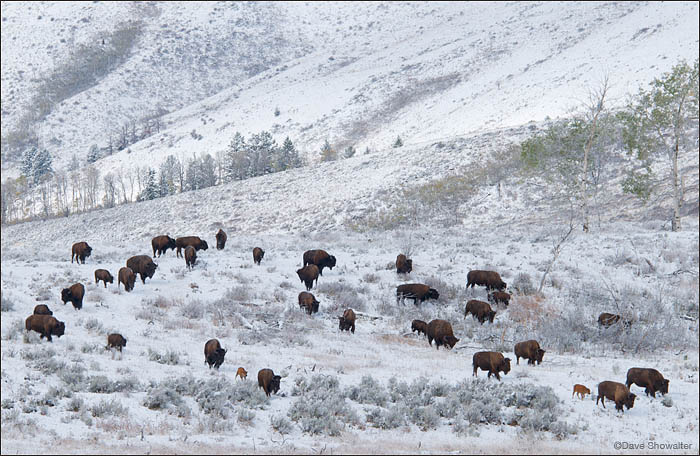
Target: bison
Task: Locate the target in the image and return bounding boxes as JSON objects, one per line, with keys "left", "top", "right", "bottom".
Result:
{"left": 473, "top": 351, "right": 511, "bottom": 381}
{"left": 466, "top": 270, "right": 506, "bottom": 291}
{"left": 626, "top": 368, "right": 669, "bottom": 398}
{"left": 151, "top": 235, "right": 177, "bottom": 257}
{"left": 71, "top": 241, "right": 92, "bottom": 264}
{"left": 94, "top": 269, "right": 113, "bottom": 288}
{"left": 296, "top": 264, "right": 320, "bottom": 291}
{"left": 25, "top": 314, "right": 65, "bottom": 342}
{"left": 253, "top": 247, "right": 265, "bottom": 265}
{"left": 298, "top": 291, "right": 320, "bottom": 315}
{"left": 236, "top": 367, "right": 248, "bottom": 380}
{"left": 514, "top": 340, "right": 545, "bottom": 365}
{"left": 118, "top": 267, "right": 136, "bottom": 292}
{"left": 204, "top": 339, "right": 227, "bottom": 369}
{"left": 302, "top": 249, "right": 336, "bottom": 275}
{"left": 339, "top": 308, "right": 356, "bottom": 333}
{"left": 176, "top": 236, "right": 209, "bottom": 258}
{"left": 464, "top": 300, "right": 496, "bottom": 324}
{"left": 215, "top": 229, "right": 227, "bottom": 250}
{"left": 572, "top": 384, "right": 591, "bottom": 400}
{"left": 598, "top": 312, "right": 632, "bottom": 328}
{"left": 185, "top": 245, "right": 197, "bottom": 269}
{"left": 396, "top": 254, "right": 413, "bottom": 274}
{"left": 396, "top": 283, "right": 439, "bottom": 305}
{"left": 126, "top": 255, "right": 158, "bottom": 284}
{"left": 425, "top": 319, "right": 459, "bottom": 349}
{"left": 411, "top": 319, "right": 428, "bottom": 336}
{"left": 33, "top": 304, "right": 53, "bottom": 315}
{"left": 61, "top": 283, "right": 85, "bottom": 310}
{"left": 106, "top": 333, "right": 127, "bottom": 359}
{"left": 597, "top": 381, "right": 636, "bottom": 412}
{"left": 258, "top": 368, "right": 281, "bottom": 397}
{"left": 488, "top": 291, "right": 511, "bottom": 307}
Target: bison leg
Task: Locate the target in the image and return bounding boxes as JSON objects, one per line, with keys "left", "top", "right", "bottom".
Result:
{"left": 494, "top": 371, "right": 501, "bottom": 381}
{"left": 351, "top": 323, "right": 355, "bottom": 334}
{"left": 516, "top": 356, "right": 520, "bottom": 365}
{"left": 473, "top": 365, "right": 478, "bottom": 377}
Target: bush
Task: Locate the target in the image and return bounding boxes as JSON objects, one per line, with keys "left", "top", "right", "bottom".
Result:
{"left": 346, "top": 375, "right": 389, "bottom": 407}
{"left": 181, "top": 300, "right": 204, "bottom": 319}
{"left": 1, "top": 296, "right": 15, "bottom": 312}
{"left": 148, "top": 348, "right": 181, "bottom": 365}
{"left": 89, "top": 398, "right": 128, "bottom": 418}
{"left": 270, "top": 414, "right": 293, "bottom": 434}
{"left": 86, "top": 375, "right": 140, "bottom": 394}
{"left": 143, "top": 386, "right": 183, "bottom": 411}
{"left": 289, "top": 374, "right": 359, "bottom": 436}
{"left": 512, "top": 272, "right": 536, "bottom": 295}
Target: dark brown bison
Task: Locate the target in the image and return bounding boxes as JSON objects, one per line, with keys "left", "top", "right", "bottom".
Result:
{"left": 25, "top": 314, "right": 65, "bottom": 342}
{"left": 61, "top": 283, "right": 85, "bottom": 310}
{"left": 216, "top": 229, "right": 227, "bottom": 250}
{"left": 106, "top": 333, "right": 127, "bottom": 358}
{"left": 626, "top": 368, "right": 669, "bottom": 398}
{"left": 151, "top": 235, "right": 177, "bottom": 257}
{"left": 118, "top": 267, "right": 136, "bottom": 292}
{"left": 466, "top": 270, "right": 506, "bottom": 291}
{"left": 253, "top": 247, "right": 265, "bottom": 265}
{"left": 298, "top": 291, "right": 320, "bottom": 315}
{"left": 488, "top": 291, "right": 511, "bottom": 307}
{"left": 33, "top": 304, "right": 53, "bottom": 315}
{"left": 426, "top": 319, "right": 459, "bottom": 349}
{"left": 258, "top": 368, "right": 281, "bottom": 397}
{"left": 411, "top": 319, "right": 428, "bottom": 336}
{"left": 302, "top": 249, "right": 336, "bottom": 275}
{"left": 296, "top": 264, "right": 320, "bottom": 291}
{"left": 204, "top": 339, "right": 227, "bottom": 369}
{"left": 94, "top": 269, "right": 113, "bottom": 288}
{"left": 464, "top": 300, "right": 496, "bottom": 324}
{"left": 71, "top": 241, "right": 92, "bottom": 264}
{"left": 396, "top": 254, "right": 413, "bottom": 274}
{"left": 396, "top": 283, "right": 439, "bottom": 305}
{"left": 514, "top": 340, "right": 545, "bottom": 365}
{"left": 598, "top": 312, "right": 632, "bottom": 328}
{"left": 339, "top": 308, "right": 356, "bottom": 333}
{"left": 597, "top": 381, "right": 636, "bottom": 412}
{"left": 126, "top": 255, "right": 158, "bottom": 284}
{"left": 185, "top": 245, "right": 197, "bottom": 269}
{"left": 473, "top": 351, "right": 511, "bottom": 381}
{"left": 176, "top": 236, "right": 209, "bottom": 258}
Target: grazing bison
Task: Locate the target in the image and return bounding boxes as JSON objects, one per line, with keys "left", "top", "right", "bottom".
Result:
{"left": 396, "top": 283, "right": 439, "bottom": 305}
{"left": 411, "top": 319, "right": 428, "bottom": 336}
{"left": 258, "top": 368, "right": 281, "bottom": 397}
{"left": 426, "top": 319, "right": 459, "bottom": 349}
{"left": 572, "top": 384, "right": 591, "bottom": 400}
{"left": 396, "top": 254, "right": 413, "bottom": 274}
{"left": 298, "top": 291, "right": 320, "bottom": 315}
{"left": 253, "top": 247, "right": 265, "bottom": 265}
{"left": 185, "top": 245, "right": 197, "bottom": 269}
{"left": 464, "top": 300, "right": 496, "bottom": 324}
{"left": 71, "top": 241, "right": 92, "bottom": 264}
{"left": 514, "top": 340, "right": 545, "bottom": 365}
{"left": 61, "top": 283, "right": 85, "bottom": 310}
{"left": 296, "top": 264, "right": 320, "bottom": 291}
{"left": 204, "top": 339, "right": 227, "bottom": 369}
{"left": 25, "top": 314, "right": 65, "bottom": 342}
{"left": 151, "top": 235, "right": 177, "bottom": 257}
{"left": 118, "top": 267, "right": 136, "bottom": 292}
{"left": 176, "top": 236, "right": 209, "bottom": 258}
{"left": 236, "top": 367, "right": 248, "bottom": 380}
{"left": 302, "top": 249, "right": 336, "bottom": 275}
{"left": 33, "top": 304, "right": 53, "bottom": 315}
{"left": 473, "top": 351, "right": 511, "bottom": 381}
{"left": 466, "top": 270, "right": 506, "bottom": 291}
{"left": 598, "top": 312, "right": 632, "bottom": 328}
{"left": 488, "top": 291, "right": 511, "bottom": 307}
{"left": 106, "top": 333, "right": 127, "bottom": 358}
{"left": 215, "top": 229, "right": 227, "bottom": 250}
{"left": 339, "top": 308, "right": 356, "bottom": 333}
{"left": 626, "top": 368, "right": 669, "bottom": 398}
{"left": 597, "top": 381, "right": 636, "bottom": 412}
{"left": 126, "top": 255, "right": 158, "bottom": 284}
{"left": 94, "top": 269, "right": 113, "bottom": 288}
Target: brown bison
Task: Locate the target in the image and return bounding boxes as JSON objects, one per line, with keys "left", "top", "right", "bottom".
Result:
{"left": 303, "top": 249, "right": 336, "bottom": 275}
{"left": 106, "top": 333, "right": 127, "bottom": 358}
{"left": 626, "top": 368, "right": 669, "bottom": 398}
{"left": 473, "top": 351, "right": 511, "bottom": 381}
{"left": 411, "top": 319, "right": 428, "bottom": 336}
{"left": 253, "top": 247, "right": 265, "bottom": 265}
{"left": 464, "top": 300, "right": 496, "bottom": 324}
{"left": 204, "top": 339, "right": 227, "bottom": 369}
{"left": 71, "top": 241, "right": 92, "bottom": 264}
{"left": 425, "top": 319, "right": 459, "bottom": 349}
{"left": 258, "top": 368, "right": 281, "bottom": 397}
{"left": 339, "top": 308, "right": 356, "bottom": 333}
{"left": 396, "top": 254, "right": 413, "bottom": 274}
{"left": 176, "top": 236, "right": 209, "bottom": 258}
{"left": 296, "top": 264, "right": 320, "bottom": 291}
{"left": 33, "top": 304, "right": 53, "bottom": 315}
{"left": 236, "top": 367, "right": 248, "bottom": 380}
{"left": 151, "top": 235, "right": 177, "bottom": 257}
{"left": 488, "top": 291, "right": 511, "bottom": 307}
{"left": 598, "top": 312, "right": 632, "bottom": 328}
{"left": 597, "top": 381, "right": 636, "bottom": 412}
{"left": 298, "top": 291, "right": 320, "bottom": 315}
{"left": 466, "top": 270, "right": 506, "bottom": 291}
{"left": 94, "top": 269, "right": 113, "bottom": 288}
{"left": 185, "top": 245, "right": 197, "bottom": 269}
{"left": 25, "top": 314, "right": 65, "bottom": 342}
{"left": 572, "top": 384, "right": 591, "bottom": 400}
{"left": 215, "top": 229, "right": 227, "bottom": 250}
{"left": 514, "top": 340, "right": 545, "bottom": 365}
{"left": 396, "top": 283, "right": 439, "bottom": 305}
{"left": 118, "top": 267, "right": 136, "bottom": 292}
{"left": 61, "top": 283, "right": 85, "bottom": 310}
{"left": 126, "top": 255, "right": 158, "bottom": 284}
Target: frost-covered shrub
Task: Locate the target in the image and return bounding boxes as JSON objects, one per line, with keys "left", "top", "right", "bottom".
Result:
{"left": 512, "top": 272, "right": 536, "bottom": 295}
{"left": 66, "top": 397, "right": 84, "bottom": 412}
{"left": 148, "top": 348, "right": 181, "bottom": 365}
{"left": 270, "top": 414, "right": 293, "bottom": 434}
{"left": 83, "top": 318, "right": 104, "bottom": 333}
{"left": 3, "top": 318, "right": 25, "bottom": 340}
{"left": 365, "top": 404, "right": 407, "bottom": 429}
{"left": 89, "top": 398, "right": 128, "bottom": 417}
{"left": 1, "top": 295, "right": 15, "bottom": 312}
{"left": 362, "top": 273, "right": 380, "bottom": 283}
{"left": 223, "top": 285, "right": 251, "bottom": 302}
{"left": 434, "top": 394, "right": 461, "bottom": 419}
{"left": 181, "top": 300, "right": 204, "bottom": 319}
{"left": 143, "top": 386, "right": 183, "bottom": 411}
{"left": 86, "top": 375, "right": 140, "bottom": 393}
{"left": 289, "top": 374, "right": 359, "bottom": 436}
{"left": 345, "top": 375, "right": 389, "bottom": 406}
{"left": 237, "top": 408, "right": 256, "bottom": 424}
{"left": 661, "top": 396, "right": 673, "bottom": 408}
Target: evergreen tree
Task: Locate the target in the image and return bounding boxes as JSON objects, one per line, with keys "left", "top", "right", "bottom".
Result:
{"left": 320, "top": 139, "right": 336, "bottom": 162}
{"left": 141, "top": 168, "right": 159, "bottom": 200}
{"left": 223, "top": 132, "right": 247, "bottom": 181}
{"left": 198, "top": 154, "right": 217, "bottom": 188}
{"left": 393, "top": 136, "right": 403, "bottom": 148}
{"left": 32, "top": 148, "right": 54, "bottom": 184}
{"left": 20, "top": 147, "right": 37, "bottom": 179}
{"left": 344, "top": 145, "right": 356, "bottom": 158}
{"left": 86, "top": 144, "right": 101, "bottom": 163}
{"left": 280, "top": 136, "right": 302, "bottom": 170}
{"left": 68, "top": 154, "right": 81, "bottom": 171}
{"left": 185, "top": 156, "right": 199, "bottom": 191}
{"left": 248, "top": 130, "right": 277, "bottom": 175}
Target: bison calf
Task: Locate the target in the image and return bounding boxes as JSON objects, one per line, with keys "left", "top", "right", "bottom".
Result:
{"left": 411, "top": 319, "right": 428, "bottom": 336}
{"left": 298, "top": 291, "right": 320, "bottom": 315}
{"left": 339, "top": 309, "right": 356, "bottom": 333}
{"left": 33, "top": 304, "right": 53, "bottom": 315}
{"left": 185, "top": 245, "right": 197, "bottom": 269}
{"left": 426, "top": 319, "right": 459, "bottom": 350}
{"left": 118, "top": 267, "right": 136, "bottom": 292}
{"left": 396, "top": 254, "right": 413, "bottom": 274}
{"left": 464, "top": 300, "right": 496, "bottom": 324}
{"left": 296, "top": 264, "right": 320, "bottom": 291}
{"left": 488, "top": 291, "right": 511, "bottom": 307}
{"left": 94, "top": 269, "right": 114, "bottom": 288}
{"left": 473, "top": 351, "right": 511, "bottom": 381}
{"left": 572, "top": 384, "right": 591, "bottom": 400}
{"left": 106, "top": 333, "right": 127, "bottom": 359}
{"left": 236, "top": 367, "right": 248, "bottom": 380}
{"left": 258, "top": 368, "right": 281, "bottom": 397}
{"left": 61, "top": 283, "right": 85, "bottom": 310}
{"left": 25, "top": 314, "right": 65, "bottom": 342}
{"left": 253, "top": 247, "right": 265, "bottom": 265}
{"left": 204, "top": 339, "right": 227, "bottom": 369}
{"left": 597, "top": 381, "right": 636, "bottom": 412}
{"left": 626, "top": 368, "right": 669, "bottom": 398}
{"left": 514, "top": 340, "right": 545, "bottom": 365}
{"left": 71, "top": 241, "right": 92, "bottom": 264}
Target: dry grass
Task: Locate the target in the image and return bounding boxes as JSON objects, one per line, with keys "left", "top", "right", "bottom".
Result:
{"left": 508, "top": 294, "right": 548, "bottom": 326}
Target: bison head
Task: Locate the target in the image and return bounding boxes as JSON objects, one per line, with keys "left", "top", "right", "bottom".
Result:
{"left": 208, "top": 348, "right": 227, "bottom": 368}
{"left": 535, "top": 348, "right": 546, "bottom": 365}
{"left": 338, "top": 316, "right": 352, "bottom": 331}
{"left": 488, "top": 310, "right": 497, "bottom": 323}
{"left": 328, "top": 255, "right": 336, "bottom": 269}
{"left": 53, "top": 321, "right": 66, "bottom": 338}
{"left": 84, "top": 245, "right": 93, "bottom": 256}
{"left": 312, "top": 299, "right": 320, "bottom": 314}
{"left": 269, "top": 375, "right": 282, "bottom": 395}
{"left": 200, "top": 240, "right": 209, "bottom": 251}
{"left": 61, "top": 288, "right": 73, "bottom": 303}
{"left": 166, "top": 237, "right": 177, "bottom": 249}
{"left": 624, "top": 392, "right": 636, "bottom": 409}
{"left": 500, "top": 357, "right": 512, "bottom": 375}
{"left": 427, "top": 288, "right": 440, "bottom": 300}
{"left": 443, "top": 335, "right": 460, "bottom": 348}
{"left": 657, "top": 379, "right": 670, "bottom": 395}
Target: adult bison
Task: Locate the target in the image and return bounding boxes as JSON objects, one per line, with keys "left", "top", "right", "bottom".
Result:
{"left": 298, "top": 291, "right": 320, "bottom": 315}
{"left": 411, "top": 319, "right": 428, "bottom": 336}
{"left": 396, "top": 283, "right": 439, "bottom": 305}
{"left": 473, "top": 351, "right": 511, "bottom": 381}
{"left": 126, "top": 255, "right": 158, "bottom": 284}
{"left": 94, "top": 269, "right": 113, "bottom": 288}
{"left": 597, "top": 381, "right": 636, "bottom": 412}
{"left": 118, "top": 267, "right": 136, "bottom": 292}
{"left": 464, "top": 300, "right": 496, "bottom": 324}
{"left": 514, "top": 340, "right": 545, "bottom": 365}
{"left": 426, "top": 319, "right": 459, "bottom": 350}
{"left": 253, "top": 247, "right": 265, "bottom": 265}
{"left": 33, "top": 304, "right": 53, "bottom": 316}
{"left": 106, "top": 334, "right": 127, "bottom": 359}
{"left": 296, "top": 264, "right": 320, "bottom": 291}
{"left": 466, "top": 270, "right": 506, "bottom": 291}
{"left": 71, "top": 241, "right": 92, "bottom": 264}
{"left": 204, "top": 339, "right": 227, "bottom": 369}
{"left": 61, "top": 283, "right": 85, "bottom": 310}
{"left": 339, "top": 309, "right": 356, "bottom": 333}
{"left": 25, "top": 314, "right": 65, "bottom": 342}
{"left": 302, "top": 249, "right": 336, "bottom": 275}
{"left": 216, "top": 229, "right": 227, "bottom": 250}
{"left": 176, "top": 236, "right": 208, "bottom": 258}
{"left": 396, "top": 254, "right": 413, "bottom": 274}
{"left": 185, "top": 245, "right": 197, "bottom": 269}
{"left": 626, "top": 368, "right": 669, "bottom": 398}
{"left": 258, "top": 368, "right": 281, "bottom": 397}
{"left": 598, "top": 312, "right": 632, "bottom": 328}
{"left": 151, "top": 235, "right": 177, "bottom": 257}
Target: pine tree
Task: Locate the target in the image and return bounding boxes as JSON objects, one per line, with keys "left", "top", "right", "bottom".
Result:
{"left": 223, "top": 132, "right": 247, "bottom": 181}
{"left": 320, "top": 139, "right": 336, "bottom": 162}
{"left": 393, "top": 136, "right": 403, "bottom": 148}
{"left": 86, "top": 144, "right": 101, "bottom": 163}
{"left": 31, "top": 148, "right": 53, "bottom": 184}
{"left": 278, "top": 136, "right": 302, "bottom": 170}
{"left": 344, "top": 145, "right": 356, "bottom": 158}
{"left": 198, "top": 154, "right": 217, "bottom": 188}
{"left": 248, "top": 131, "right": 277, "bottom": 175}
{"left": 20, "top": 147, "right": 37, "bottom": 179}
{"left": 141, "top": 168, "right": 159, "bottom": 200}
